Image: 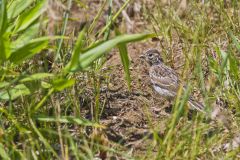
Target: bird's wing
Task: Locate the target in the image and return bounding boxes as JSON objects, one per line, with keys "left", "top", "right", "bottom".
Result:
{"left": 150, "top": 64, "right": 179, "bottom": 92}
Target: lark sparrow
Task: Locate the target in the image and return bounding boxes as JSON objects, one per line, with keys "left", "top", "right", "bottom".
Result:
{"left": 140, "top": 49, "right": 205, "bottom": 113}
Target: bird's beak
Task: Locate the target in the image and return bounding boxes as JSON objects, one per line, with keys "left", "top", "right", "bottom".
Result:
{"left": 140, "top": 54, "right": 145, "bottom": 59}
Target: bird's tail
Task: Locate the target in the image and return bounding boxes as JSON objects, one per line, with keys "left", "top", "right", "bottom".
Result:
{"left": 188, "top": 97, "right": 206, "bottom": 113}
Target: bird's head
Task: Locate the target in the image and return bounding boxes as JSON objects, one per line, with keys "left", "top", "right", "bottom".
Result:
{"left": 140, "top": 49, "right": 163, "bottom": 66}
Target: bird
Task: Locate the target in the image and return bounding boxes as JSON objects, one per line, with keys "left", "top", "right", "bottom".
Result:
{"left": 140, "top": 49, "right": 205, "bottom": 113}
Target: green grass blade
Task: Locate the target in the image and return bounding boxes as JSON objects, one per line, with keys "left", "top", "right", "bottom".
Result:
{"left": 115, "top": 29, "right": 131, "bottom": 90}
{"left": 66, "top": 27, "right": 86, "bottom": 71}
{"left": 97, "top": 0, "right": 130, "bottom": 37}
{"left": 88, "top": 0, "right": 107, "bottom": 34}
{"left": 0, "top": 33, "right": 11, "bottom": 61}
{"left": 9, "top": 37, "right": 49, "bottom": 63}
{"left": 55, "top": 0, "right": 72, "bottom": 61}
{"left": 103, "top": 0, "right": 113, "bottom": 40}
{"left": 35, "top": 116, "right": 104, "bottom": 128}
{"left": 52, "top": 78, "right": 75, "bottom": 91}
{"left": 66, "top": 33, "right": 155, "bottom": 72}
{"left": 20, "top": 73, "right": 54, "bottom": 83}
{"left": 32, "top": 88, "right": 54, "bottom": 112}
{"left": 7, "top": 0, "right": 34, "bottom": 20}
{"left": 11, "top": 21, "right": 45, "bottom": 50}
{"left": 0, "top": 81, "right": 10, "bottom": 89}
{"left": 0, "top": 143, "right": 10, "bottom": 160}
{"left": 229, "top": 31, "right": 240, "bottom": 54}
{"left": 0, "top": 84, "right": 30, "bottom": 100}
{"left": 13, "top": 0, "right": 47, "bottom": 33}
{"left": 219, "top": 49, "right": 229, "bottom": 73}
{"left": 0, "top": 0, "right": 10, "bottom": 62}
{"left": 0, "top": 0, "right": 7, "bottom": 35}
{"left": 29, "top": 117, "right": 59, "bottom": 159}
{"left": 229, "top": 54, "right": 239, "bottom": 80}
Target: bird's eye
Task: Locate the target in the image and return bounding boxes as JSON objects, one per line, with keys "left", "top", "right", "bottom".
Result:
{"left": 148, "top": 53, "right": 153, "bottom": 57}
